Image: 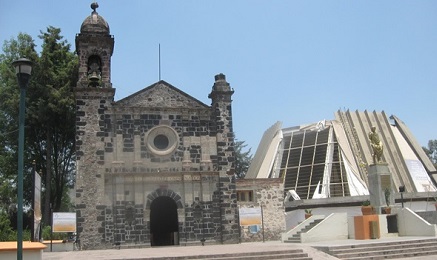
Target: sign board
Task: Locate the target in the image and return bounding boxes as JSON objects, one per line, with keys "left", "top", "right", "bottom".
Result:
{"left": 52, "top": 212, "right": 76, "bottom": 232}
{"left": 239, "top": 207, "right": 262, "bottom": 226}
{"left": 34, "top": 172, "right": 42, "bottom": 240}
{"left": 406, "top": 159, "right": 437, "bottom": 192}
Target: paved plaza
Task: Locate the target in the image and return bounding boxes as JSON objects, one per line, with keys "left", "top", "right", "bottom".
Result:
{"left": 42, "top": 237, "right": 437, "bottom": 260}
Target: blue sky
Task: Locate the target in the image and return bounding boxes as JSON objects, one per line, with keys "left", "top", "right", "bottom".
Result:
{"left": 1, "top": 1, "right": 436, "bottom": 152}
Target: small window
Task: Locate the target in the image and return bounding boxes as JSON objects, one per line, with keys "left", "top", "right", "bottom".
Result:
{"left": 237, "top": 190, "right": 253, "bottom": 202}
{"left": 154, "top": 134, "right": 169, "bottom": 150}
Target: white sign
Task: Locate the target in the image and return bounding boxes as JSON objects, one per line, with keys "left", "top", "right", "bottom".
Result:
{"left": 52, "top": 212, "right": 76, "bottom": 232}
{"left": 239, "top": 207, "right": 262, "bottom": 226}
{"left": 405, "top": 159, "right": 437, "bottom": 192}
{"left": 34, "top": 172, "right": 42, "bottom": 240}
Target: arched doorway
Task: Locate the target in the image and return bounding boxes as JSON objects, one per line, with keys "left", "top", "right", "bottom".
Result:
{"left": 150, "top": 196, "right": 179, "bottom": 246}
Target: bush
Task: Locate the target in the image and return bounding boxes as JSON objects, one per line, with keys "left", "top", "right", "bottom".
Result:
{"left": 41, "top": 225, "right": 68, "bottom": 241}
{"left": 0, "top": 213, "right": 13, "bottom": 241}
{"left": 0, "top": 213, "right": 32, "bottom": 241}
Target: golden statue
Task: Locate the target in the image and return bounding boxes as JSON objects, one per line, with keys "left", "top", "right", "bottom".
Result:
{"left": 369, "top": 126, "right": 384, "bottom": 164}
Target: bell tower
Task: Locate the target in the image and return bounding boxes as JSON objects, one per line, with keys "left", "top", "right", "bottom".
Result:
{"left": 75, "top": 2, "right": 114, "bottom": 88}
{"left": 74, "top": 2, "right": 115, "bottom": 249}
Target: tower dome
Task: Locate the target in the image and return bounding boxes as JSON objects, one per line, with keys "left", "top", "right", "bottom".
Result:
{"left": 80, "top": 2, "right": 110, "bottom": 34}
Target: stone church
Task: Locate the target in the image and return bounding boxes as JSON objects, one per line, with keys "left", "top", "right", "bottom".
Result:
{"left": 74, "top": 3, "right": 239, "bottom": 249}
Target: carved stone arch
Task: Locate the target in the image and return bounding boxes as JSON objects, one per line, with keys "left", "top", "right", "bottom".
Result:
{"left": 88, "top": 47, "right": 104, "bottom": 57}
{"left": 86, "top": 49, "right": 105, "bottom": 67}
{"left": 146, "top": 187, "right": 183, "bottom": 210}
{"left": 87, "top": 52, "right": 102, "bottom": 87}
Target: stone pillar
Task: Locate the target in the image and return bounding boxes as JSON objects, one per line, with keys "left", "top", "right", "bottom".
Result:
{"left": 75, "top": 88, "right": 114, "bottom": 249}
{"left": 208, "top": 74, "right": 239, "bottom": 243}
{"left": 368, "top": 163, "right": 395, "bottom": 214}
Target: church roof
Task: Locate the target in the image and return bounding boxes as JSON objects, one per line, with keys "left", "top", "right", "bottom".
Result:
{"left": 80, "top": 2, "right": 110, "bottom": 34}
{"left": 116, "top": 80, "right": 210, "bottom": 109}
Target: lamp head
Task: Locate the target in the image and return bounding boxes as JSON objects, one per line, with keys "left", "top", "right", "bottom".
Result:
{"left": 12, "top": 58, "right": 33, "bottom": 76}
{"left": 399, "top": 185, "right": 405, "bottom": 193}
{"left": 12, "top": 58, "right": 33, "bottom": 89}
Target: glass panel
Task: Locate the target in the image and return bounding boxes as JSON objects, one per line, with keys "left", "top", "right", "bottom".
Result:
{"left": 280, "top": 149, "right": 290, "bottom": 168}
{"left": 291, "top": 133, "right": 303, "bottom": 147}
{"left": 283, "top": 136, "right": 291, "bottom": 150}
{"left": 297, "top": 166, "right": 312, "bottom": 199}
{"left": 288, "top": 149, "right": 301, "bottom": 167}
{"left": 303, "top": 131, "right": 317, "bottom": 146}
{"left": 284, "top": 167, "right": 298, "bottom": 190}
{"left": 311, "top": 164, "right": 325, "bottom": 186}
{"left": 296, "top": 186, "right": 309, "bottom": 199}
{"left": 300, "top": 147, "right": 315, "bottom": 165}
{"left": 332, "top": 143, "right": 340, "bottom": 162}
{"left": 330, "top": 184, "right": 343, "bottom": 197}
{"left": 317, "top": 128, "right": 330, "bottom": 143}
{"left": 313, "top": 144, "right": 327, "bottom": 164}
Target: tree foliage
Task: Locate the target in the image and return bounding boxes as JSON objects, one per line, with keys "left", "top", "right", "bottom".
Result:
{"left": 0, "top": 27, "right": 77, "bottom": 236}
{"left": 234, "top": 139, "right": 253, "bottom": 179}
{"left": 424, "top": 140, "right": 437, "bottom": 168}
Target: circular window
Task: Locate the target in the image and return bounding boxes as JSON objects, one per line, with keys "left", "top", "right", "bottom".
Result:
{"left": 145, "top": 126, "right": 179, "bottom": 156}
{"left": 154, "top": 134, "right": 169, "bottom": 150}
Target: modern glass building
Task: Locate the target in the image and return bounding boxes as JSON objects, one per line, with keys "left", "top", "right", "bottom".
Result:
{"left": 246, "top": 110, "right": 437, "bottom": 200}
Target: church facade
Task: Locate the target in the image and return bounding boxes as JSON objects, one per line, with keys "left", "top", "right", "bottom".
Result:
{"left": 74, "top": 4, "right": 239, "bottom": 249}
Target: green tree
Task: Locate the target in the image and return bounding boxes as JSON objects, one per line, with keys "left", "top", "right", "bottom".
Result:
{"left": 0, "top": 27, "right": 77, "bottom": 234}
{"left": 234, "top": 139, "right": 253, "bottom": 179}
{"left": 31, "top": 26, "right": 78, "bottom": 225}
{"left": 0, "top": 32, "right": 38, "bottom": 220}
{"left": 424, "top": 140, "right": 437, "bottom": 168}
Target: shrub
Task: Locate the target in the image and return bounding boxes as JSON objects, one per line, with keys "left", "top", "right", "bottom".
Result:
{"left": 41, "top": 225, "right": 68, "bottom": 241}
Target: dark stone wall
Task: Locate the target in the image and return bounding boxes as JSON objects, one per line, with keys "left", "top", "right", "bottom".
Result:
{"left": 107, "top": 111, "right": 213, "bottom": 164}
{"left": 97, "top": 174, "right": 226, "bottom": 246}
{"left": 75, "top": 8, "right": 238, "bottom": 249}
{"left": 75, "top": 88, "right": 114, "bottom": 249}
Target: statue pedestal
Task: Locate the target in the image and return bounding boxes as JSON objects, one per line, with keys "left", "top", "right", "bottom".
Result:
{"left": 368, "top": 163, "right": 394, "bottom": 214}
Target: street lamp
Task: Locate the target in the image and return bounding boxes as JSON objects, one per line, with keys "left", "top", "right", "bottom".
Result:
{"left": 12, "top": 58, "right": 33, "bottom": 260}
{"left": 399, "top": 185, "right": 405, "bottom": 208}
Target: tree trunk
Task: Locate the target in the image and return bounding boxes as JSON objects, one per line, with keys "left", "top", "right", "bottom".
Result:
{"left": 43, "top": 128, "right": 52, "bottom": 226}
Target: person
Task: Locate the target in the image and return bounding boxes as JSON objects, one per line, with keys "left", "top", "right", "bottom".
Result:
{"left": 368, "top": 126, "right": 384, "bottom": 164}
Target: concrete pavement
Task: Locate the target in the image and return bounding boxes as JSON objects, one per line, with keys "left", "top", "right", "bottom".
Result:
{"left": 42, "top": 241, "right": 336, "bottom": 260}
{"left": 42, "top": 237, "right": 437, "bottom": 260}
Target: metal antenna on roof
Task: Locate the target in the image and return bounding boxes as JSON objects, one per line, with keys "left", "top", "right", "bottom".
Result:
{"left": 159, "top": 43, "right": 161, "bottom": 81}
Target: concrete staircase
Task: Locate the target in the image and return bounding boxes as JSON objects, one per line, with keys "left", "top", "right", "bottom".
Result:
{"left": 142, "top": 249, "right": 312, "bottom": 259}
{"left": 284, "top": 219, "right": 324, "bottom": 243}
{"left": 315, "top": 238, "right": 437, "bottom": 259}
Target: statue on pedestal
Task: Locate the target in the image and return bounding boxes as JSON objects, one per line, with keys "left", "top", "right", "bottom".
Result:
{"left": 369, "top": 126, "right": 384, "bottom": 164}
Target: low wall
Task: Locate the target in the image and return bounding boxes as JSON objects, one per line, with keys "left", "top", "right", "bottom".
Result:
{"left": 42, "top": 240, "right": 74, "bottom": 252}
{"left": 0, "top": 241, "right": 46, "bottom": 260}
{"left": 301, "top": 213, "right": 348, "bottom": 243}
{"left": 395, "top": 208, "right": 437, "bottom": 236}
{"left": 416, "top": 211, "right": 437, "bottom": 224}
{"left": 281, "top": 215, "right": 325, "bottom": 242}
{"left": 238, "top": 179, "right": 285, "bottom": 242}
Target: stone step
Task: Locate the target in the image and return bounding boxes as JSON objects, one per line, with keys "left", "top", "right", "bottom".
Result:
{"left": 284, "top": 238, "right": 301, "bottom": 243}
{"left": 196, "top": 253, "right": 312, "bottom": 260}
{"left": 285, "top": 219, "right": 324, "bottom": 242}
{"left": 328, "top": 238, "right": 437, "bottom": 251}
{"left": 343, "top": 249, "right": 437, "bottom": 260}
{"left": 141, "top": 249, "right": 312, "bottom": 260}
{"left": 322, "top": 238, "right": 437, "bottom": 260}
{"left": 335, "top": 245, "right": 437, "bottom": 259}
{"left": 331, "top": 241, "right": 437, "bottom": 255}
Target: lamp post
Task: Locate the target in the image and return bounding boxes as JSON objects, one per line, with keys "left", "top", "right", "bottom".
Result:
{"left": 12, "top": 58, "right": 33, "bottom": 260}
{"left": 399, "top": 185, "right": 405, "bottom": 208}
